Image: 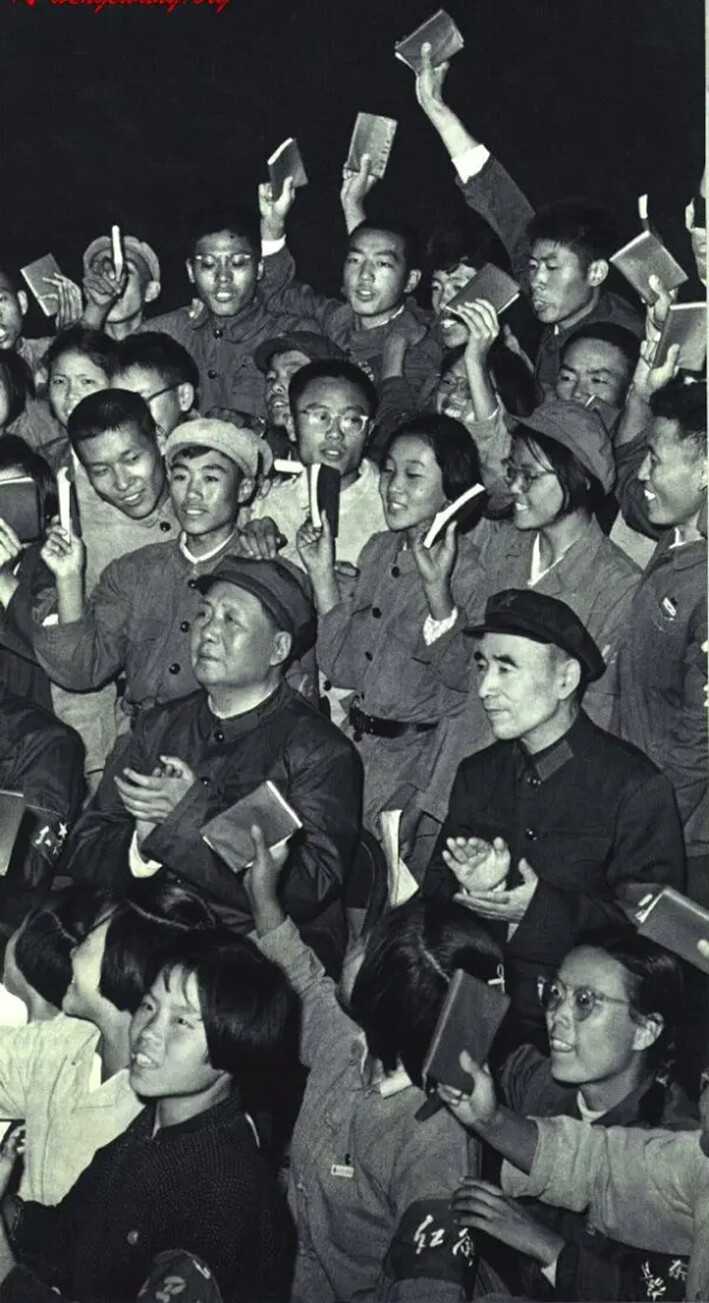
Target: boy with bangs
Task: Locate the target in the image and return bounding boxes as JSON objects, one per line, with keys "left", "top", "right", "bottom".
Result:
{"left": 20, "top": 419, "right": 263, "bottom": 726}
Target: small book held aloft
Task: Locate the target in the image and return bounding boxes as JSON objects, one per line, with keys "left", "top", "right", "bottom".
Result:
{"left": 308, "top": 462, "right": 341, "bottom": 538}
{"left": 345, "top": 113, "right": 398, "bottom": 180}
{"left": 610, "top": 230, "right": 688, "bottom": 304}
{"left": 635, "top": 886, "right": 709, "bottom": 975}
{"left": 20, "top": 254, "right": 64, "bottom": 317}
{"left": 201, "top": 781, "right": 302, "bottom": 874}
{"left": 447, "top": 262, "right": 521, "bottom": 318}
{"left": 654, "top": 302, "right": 707, "bottom": 373}
{"left": 423, "top": 483, "right": 485, "bottom": 548}
{"left": 0, "top": 476, "right": 42, "bottom": 544}
{"left": 394, "top": 9, "right": 464, "bottom": 74}
{"left": 0, "top": 792, "right": 26, "bottom": 878}
{"left": 422, "top": 968, "right": 510, "bottom": 1093}
{"left": 267, "top": 138, "right": 308, "bottom": 203}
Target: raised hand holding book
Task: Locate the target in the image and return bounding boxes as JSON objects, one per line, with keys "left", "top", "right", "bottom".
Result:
{"left": 201, "top": 781, "right": 302, "bottom": 873}
{"left": 111, "top": 225, "right": 124, "bottom": 281}
{"left": 394, "top": 9, "right": 464, "bottom": 74}
{"left": 654, "top": 302, "right": 707, "bottom": 372}
{"left": 635, "top": 886, "right": 709, "bottom": 974}
{"left": 267, "top": 138, "right": 308, "bottom": 203}
{"left": 610, "top": 223, "right": 688, "bottom": 304}
{"left": 423, "top": 483, "right": 485, "bottom": 548}
{"left": 422, "top": 969, "right": 510, "bottom": 1092}
{"left": 346, "top": 114, "right": 398, "bottom": 180}
{"left": 307, "top": 463, "right": 341, "bottom": 538}
{"left": 447, "top": 263, "right": 521, "bottom": 318}
{"left": 20, "top": 254, "right": 64, "bottom": 317}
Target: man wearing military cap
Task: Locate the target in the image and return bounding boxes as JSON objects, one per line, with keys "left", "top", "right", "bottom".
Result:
{"left": 59, "top": 553, "right": 363, "bottom": 973}
{"left": 423, "top": 588, "right": 685, "bottom": 1038}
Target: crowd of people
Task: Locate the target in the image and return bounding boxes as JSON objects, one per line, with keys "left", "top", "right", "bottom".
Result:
{"left": 0, "top": 35, "right": 706, "bottom": 1303}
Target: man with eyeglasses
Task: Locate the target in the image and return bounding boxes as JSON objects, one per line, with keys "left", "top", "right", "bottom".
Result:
{"left": 111, "top": 331, "right": 199, "bottom": 443}
{"left": 423, "top": 588, "right": 685, "bottom": 1043}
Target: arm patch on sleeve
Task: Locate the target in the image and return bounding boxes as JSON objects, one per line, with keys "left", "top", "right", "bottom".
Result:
{"left": 383, "top": 1198, "right": 476, "bottom": 1286}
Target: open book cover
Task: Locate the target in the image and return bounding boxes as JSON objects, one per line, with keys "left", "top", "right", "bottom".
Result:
{"left": 20, "top": 254, "right": 63, "bottom": 317}
{"left": 422, "top": 968, "right": 510, "bottom": 1092}
{"left": 0, "top": 791, "right": 26, "bottom": 877}
{"left": 267, "top": 138, "right": 308, "bottom": 202}
{"left": 635, "top": 886, "right": 709, "bottom": 974}
{"left": 654, "top": 302, "right": 707, "bottom": 372}
{"left": 346, "top": 113, "right": 398, "bottom": 179}
{"left": 394, "top": 9, "right": 464, "bottom": 73}
{"left": 308, "top": 462, "right": 341, "bottom": 538}
{"left": 201, "top": 781, "right": 302, "bottom": 873}
{"left": 610, "top": 230, "right": 688, "bottom": 303}
{"left": 447, "top": 262, "right": 521, "bottom": 317}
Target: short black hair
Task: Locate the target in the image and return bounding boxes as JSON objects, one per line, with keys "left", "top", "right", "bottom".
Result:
{"left": 528, "top": 199, "right": 618, "bottom": 269}
{"left": 13, "top": 888, "right": 109, "bottom": 1008}
{"left": 112, "top": 331, "right": 199, "bottom": 393}
{"left": 560, "top": 321, "right": 640, "bottom": 375}
{"left": 439, "top": 344, "right": 536, "bottom": 421}
{"left": 426, "top": 212, "right": 510, "bottom": 277}
{"left": 188, "top": 206, "right": 261, "bottom": 259}
{"left": 348, "top": 218, "right": 422, "bottom": 274}
{"left": 0, "top": 433, "right": 57, "bottom": 526}
{"left": 0, "top": 267, "right": 21, "bottom": 295}
{"left": 67, "top": 388, "right": 158, "bottom": 455}
{"left": 99, "top": 878, "right": 216, "bottom": 1014}
{"left": 0, "top": 350, "right": 31, "bottom": 424}
{"left": 350, "top": 898, "right": 502, "bottom": 1086}
{"left": 289, "top": 358, "right": 379, "bottom": 417}
{"left": 513, "top": 426, "right": 605, "bottom": 515}
{"left": 44, "top": 325, "right": 117, "bottom": 378}
{"left": 146, "top": 928, "right": 300, "bottom": 1107}
{"left": 384, "top": 412, "right": 487, "bottom": 511}
{"left": 650, "top": 376, "right": 707, "bottom": 456}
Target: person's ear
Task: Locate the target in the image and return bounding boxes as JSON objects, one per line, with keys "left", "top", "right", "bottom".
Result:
{"left": 271, "top": 630, "right": 293, "bottom": 667}
{"left": 256, "top": 259, "right": 264, "bottom": 283}
{"left": 632, "top": 1013, "right": 663, "bottom": 1054}
{"left": 156, "top": 431, "right": 168, "bottom": 457}
{"left": 587, "top": 259, "right": 609, "bottom": 288}
{"left": 558, "top": 655, "right": 582, "bottom": 701}
{"left": 186, "top": 259, "right": 195, "bottom": 286}
{"left": 237, "top": 475, "right": 255, "bottom": 504}
{"left": 144, "top": 279, "right": 161, "bottom": 305}
{"left": 17, "top": 291, "right": 28, "bottom": 317}
{"left": 177, "top": 383, "right": 195, "bottom": 414}
{"left": 405, "top": 269, "right": 422, "bottom": 294}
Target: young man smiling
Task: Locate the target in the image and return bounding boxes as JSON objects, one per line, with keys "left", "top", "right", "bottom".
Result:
{"left": 21, "top": 419, "right": 266, "bottom": 725}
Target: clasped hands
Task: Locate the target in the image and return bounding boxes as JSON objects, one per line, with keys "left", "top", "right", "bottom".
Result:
{"left": 115, "top": 755, "right": 197, "bottom": 845}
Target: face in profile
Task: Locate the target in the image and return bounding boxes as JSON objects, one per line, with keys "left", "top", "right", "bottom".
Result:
{"left": 187, "top": 232, "right": 262, "bottom": 318}
{"left": 0, "top": 275, "right": 26, "bottom": 352}
{"left": 265, "top": 348, "right": 311, "bottom": 429}
{"left": 474, "top": 633, "right": 573, "bottom": 744}
{"left": 113, "top": 364, "right": 193, "bottom": 442}
{"left": 638, "top": 417, "right": 707, "bottom": 530}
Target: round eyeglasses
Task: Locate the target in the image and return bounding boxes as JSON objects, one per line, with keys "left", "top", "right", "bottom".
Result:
{"left": 537, "top": 975, "right": 632, "bottom": 1021}
{"left": 298, "top": 406, "right": 369, "bottom": 437}
{"left": 503, "top": 460, "right": 556, "bottom": 492}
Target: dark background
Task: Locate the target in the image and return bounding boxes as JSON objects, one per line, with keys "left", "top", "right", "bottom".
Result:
{"left": 2, "top": 0, "right": 705, "bottom": 331}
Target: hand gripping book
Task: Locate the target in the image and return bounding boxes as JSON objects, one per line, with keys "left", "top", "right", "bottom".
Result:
{"left": 308, "top": 462, "right": 341, "bottom": 538}
{"left": 447, "top": 262, "right": 521, "bottom": 318}
{"left": 654, "top": 302, "right": 707, "bottom": 372}
{"left": 267, "top": 138, "right": 308, "bottom": 203}
{"left": 20, "top": 254, "right": 64, "bottom": 317}
{"left": 422, "top": 969, "right": 510, "bottom": 1092}
{"left": 395, "top": 9, "right": 464, "bottom": 74}
{"left": 345, "top": 114, "right": 398, "bottom": 180}
{"left": 201, "top": 781, "right": 302, "bottom": 873}
{"left": 0, "top": 476, "right": 42, "bottom": 543}
{"left": 610, "top": 232, "right": 688, "bottom": 304}
{"left": 635, "top": 886, "right": 709, "bottom": 975}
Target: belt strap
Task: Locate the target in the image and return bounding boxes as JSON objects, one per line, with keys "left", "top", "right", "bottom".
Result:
{"left": 349, "top": 703, "right": 437, "bottom": 740}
